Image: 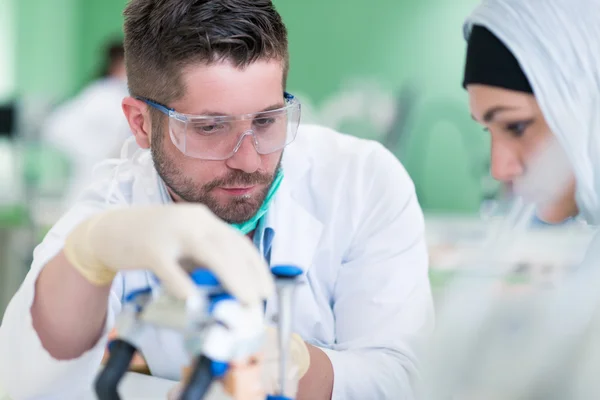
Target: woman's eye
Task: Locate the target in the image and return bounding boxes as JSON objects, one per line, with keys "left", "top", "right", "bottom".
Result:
{"left": 505, "top": 121, "right": 532, "bottom": 137}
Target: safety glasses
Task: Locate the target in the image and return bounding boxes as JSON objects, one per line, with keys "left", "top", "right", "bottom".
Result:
{"left": 138, "top": 92, "right": 301, "bottom": 160}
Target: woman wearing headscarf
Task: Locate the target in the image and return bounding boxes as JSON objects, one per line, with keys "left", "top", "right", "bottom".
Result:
{"left": 464, "top": 0, "right": 600, "bottom": 226}
{"left": 423, "top": 0, "right": 600, "bottom": 398}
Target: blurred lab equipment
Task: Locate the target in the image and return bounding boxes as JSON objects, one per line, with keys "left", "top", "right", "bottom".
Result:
{"left": 271, "top": 265, "right": 303, "bottom": 399}
{"left": 98, "top": 265, "right": 305, "bottom": 400}
{"left": 426, "top": 210, "right": 594, "bottom": 301}
{"left": 0, "top": 102, "right": 15, "bottom": 139}
{"left": 423, "top": 212, "right": 600, "bottom": 399}
{"left": 422, "top": 189, "right": 596, "bottom": 399}
{"left": 0, "top": 100, "right": 30, "bottom": 320}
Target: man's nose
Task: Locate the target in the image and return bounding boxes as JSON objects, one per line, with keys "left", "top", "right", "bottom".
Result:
{"left": 225, "top": 131, "right": 261, "bottom": 173}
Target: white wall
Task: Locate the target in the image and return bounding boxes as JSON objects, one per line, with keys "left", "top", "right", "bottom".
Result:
{"left": 0, "top": 0, "right": 15, "bottom": 101}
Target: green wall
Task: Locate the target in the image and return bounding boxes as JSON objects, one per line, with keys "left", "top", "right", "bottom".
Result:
{"left": 15, "top": 0, "right": 125, "bottom": 101}
{"left": 274, "top": 0, "right": 489, "bottom": 212}
{"left": 12, "top": 0, "right": 491, "bottom": 212}
{"left": 0, "top": 0, "right": 16, "bottom": 102}
{"left": 77, "top": 0, "right": 126, "bottom": 91}
{"left": 16, "top": 0, "right": 80, "bottom": 101}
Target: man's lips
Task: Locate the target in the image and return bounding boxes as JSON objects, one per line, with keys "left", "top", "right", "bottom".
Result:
{"left": 218, "top": 186, "right": 256, "bottom": 196}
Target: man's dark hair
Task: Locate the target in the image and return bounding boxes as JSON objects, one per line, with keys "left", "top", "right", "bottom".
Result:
{"left": 123, "top": 0, "right": 289, "bottom": 106}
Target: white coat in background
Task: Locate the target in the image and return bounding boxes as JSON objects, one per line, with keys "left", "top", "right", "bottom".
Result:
{"left": 0, "top": 124, "right": 434, "bottom": 400}
{"left": 41, "top": 77, "right": 132, "bottom": 209}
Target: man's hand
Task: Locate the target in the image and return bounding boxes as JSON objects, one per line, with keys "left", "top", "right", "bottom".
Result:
{"left": 64, "top": 203, "right": 274, "bottom": 305}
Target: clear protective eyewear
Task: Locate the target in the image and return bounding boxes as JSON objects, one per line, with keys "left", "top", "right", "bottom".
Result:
{"left": 138, "top": 92, "right": 301, "bottom": 160}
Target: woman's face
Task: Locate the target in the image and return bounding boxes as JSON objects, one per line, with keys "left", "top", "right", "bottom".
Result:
{"left": 468, "top": 84, "right": 578, "bottom": 223}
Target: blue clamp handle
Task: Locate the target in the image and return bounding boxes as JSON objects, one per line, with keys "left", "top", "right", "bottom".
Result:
{"left": 190, "top": 268, "right": 221, "bottom": 287}
{"left": 208, "top": 293, "right": 236, "bottom": 314}
{"left": 152, "top": 268, "right": 222, "bottom": 288}
{"left": 106, "top": 339, "right": 118, "bottom": 353}
{"left": 266, "top": 395, "right": 293, "bottom": 400}
{"left": 210, "top": 360, "right": 229, "bottom": 379}
{"left": 124, "top": 287, "right": 153, "bottom": 303}
{"left": 271, "top": 265, "right": 303, "bottom": 279}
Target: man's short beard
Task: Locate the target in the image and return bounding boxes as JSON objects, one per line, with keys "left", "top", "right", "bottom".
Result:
{"left": 151, "top": 125, "right": 281, "bottom": 223}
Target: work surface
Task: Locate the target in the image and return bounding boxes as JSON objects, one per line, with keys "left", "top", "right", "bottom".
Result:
{"left": 0, "top": 372, "right": 232, "bottom": 400}
{"left": 88, "top": 372, "right": 177, "bottom": 400}
{"left": 88, "top": 372, "right": 234, "bottom": 400}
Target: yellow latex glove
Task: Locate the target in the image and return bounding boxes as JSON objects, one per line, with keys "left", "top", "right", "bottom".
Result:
{"left": 63, "top": 204, "right": 274, "bottom": 304}
{"left": 262, "top": 326, "right": 310, "bottom": 398}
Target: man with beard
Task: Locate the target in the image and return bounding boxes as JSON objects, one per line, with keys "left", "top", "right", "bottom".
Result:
{"left": 0, "top": 1, "right": 433, "bottom": 399}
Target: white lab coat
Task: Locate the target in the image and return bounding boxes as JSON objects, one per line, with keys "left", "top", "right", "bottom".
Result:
{"left": 41, "top": 77, "right": 132, "bottom": 210}
{"left": 0, "top": 124, "right": 433, "bottom": 400}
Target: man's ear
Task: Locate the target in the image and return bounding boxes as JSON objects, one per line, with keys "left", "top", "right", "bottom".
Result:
{"left": 122, "top": 96, "right": 153, "bottom": 149}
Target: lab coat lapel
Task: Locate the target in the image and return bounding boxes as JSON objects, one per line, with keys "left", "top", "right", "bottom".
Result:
{"left": 263, "top": 148, "right": 324, "bottom": 321}
{"left": 266, "top": 182, "right": 323, "bottom": 274}
{"left": 266, "top": 143, "right": 323, "bottom": 274}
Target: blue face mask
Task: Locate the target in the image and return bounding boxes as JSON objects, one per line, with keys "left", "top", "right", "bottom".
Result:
{"left": 230, "top": 169, "right": 284, "bottom": 234}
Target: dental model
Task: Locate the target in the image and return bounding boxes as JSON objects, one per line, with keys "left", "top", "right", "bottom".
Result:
{"left": 97, "top": 265, "right": 305, "bottom": 400}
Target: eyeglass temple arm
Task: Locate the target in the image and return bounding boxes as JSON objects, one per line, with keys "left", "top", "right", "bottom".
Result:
{"left": 135, "top": 96, "right": 173, "bottom": 116}
{"left": 138, "top": 92, "right": 295, "bottom": 116}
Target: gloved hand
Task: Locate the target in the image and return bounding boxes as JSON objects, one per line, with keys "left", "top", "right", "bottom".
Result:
{"left": 261, "top": 326, "right": 311, "bottom": 398}
{"left": 63, "top": 204, "right": 274, "bottom": 305}
{"left": 166, "top": 326, "right": 310, "bottom": 400}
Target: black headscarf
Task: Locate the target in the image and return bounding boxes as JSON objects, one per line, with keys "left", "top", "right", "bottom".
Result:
{"left": 463, "top": 24, "right": 533, "bottom": 94}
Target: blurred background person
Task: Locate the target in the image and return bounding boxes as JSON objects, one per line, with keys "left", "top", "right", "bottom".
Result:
{"left": 40, "top": 39, "right": 131, "bottom": 210}
{"left": 424, "top": 0, "right": 600, "bottom": 398}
